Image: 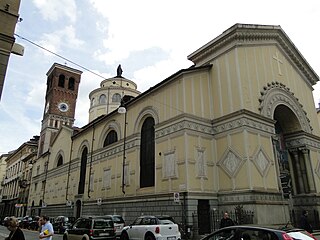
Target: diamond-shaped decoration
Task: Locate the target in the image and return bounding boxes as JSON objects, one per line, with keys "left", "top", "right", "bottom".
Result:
{"left": 253, "top": 149, "right": 271, "bottom": 176}
{"left": 219, "top": 149, "right": 243, "bottom": 177}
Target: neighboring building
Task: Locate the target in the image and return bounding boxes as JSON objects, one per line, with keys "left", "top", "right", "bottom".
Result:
{"left": 0, "top": 0, "right": 24, "bottom": 100}
{"left": 0, "top": 153, "right": 9, "bottom": 203}
{"left": 0, "top": 136, "right": 38, "bottom": 219}
{"left": 28, "top": 24, "right": 320, "bottom": 236}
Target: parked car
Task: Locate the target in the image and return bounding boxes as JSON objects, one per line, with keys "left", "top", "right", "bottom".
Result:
{"left": 29, "top": 216, "right": 40, "bottom": 230}
{"left": 20, "top": 216, "right": 33, "bottom": 229}
{"left": 63, "top": 216, "right": 116, "bottom": 240}
{"left": 104, "top": 215, "right": 125, "bottom": 238}
{"left": 200, "top": 225, "right": 316, "bottom": 240}
{"left": 53, "top": 216, "right": 74, "bottom": 234}
{"left": 17, "top": 217, "right": 23, "bottom": 225}
{"left": 120, "top": 215, "right": 181, "bottom": 240}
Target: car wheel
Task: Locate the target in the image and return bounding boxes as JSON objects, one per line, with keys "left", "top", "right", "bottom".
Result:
{"left": 120, "top": 232, "right": 129, "bottom": 240}
{"left": 145, "top": 234, "right": 155, "bottom": 240}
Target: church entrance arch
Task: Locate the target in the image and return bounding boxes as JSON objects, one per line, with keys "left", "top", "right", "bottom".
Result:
{"left": 259, "top": 82, "right": 315, "bottom": 196}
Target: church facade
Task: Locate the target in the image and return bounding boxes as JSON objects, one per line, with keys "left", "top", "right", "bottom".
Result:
{"left": 27, "top": 24, "right": 320, "bottom": 235}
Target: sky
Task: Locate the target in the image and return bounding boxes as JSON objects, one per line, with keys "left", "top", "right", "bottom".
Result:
{"left": 1, "top": 0, "right": 320, "bottom": 154}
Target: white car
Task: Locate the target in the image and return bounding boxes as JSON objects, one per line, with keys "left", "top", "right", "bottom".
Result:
{"left": 120, "top": 216, "right": 181, "bottom": 240}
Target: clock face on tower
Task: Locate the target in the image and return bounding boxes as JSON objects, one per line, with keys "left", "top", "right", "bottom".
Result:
{"left": 58, "top": 102, "right": 69, "bottom": 112}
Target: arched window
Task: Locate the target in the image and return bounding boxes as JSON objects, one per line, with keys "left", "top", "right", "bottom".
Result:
{"left": 112, "top": 93, "right": 121, "bottom": 102}
{"left": 58, "top": 74, "right": 65, "bottom": 88}
{"left": 78, "top": 147, "right": 88, "bottom": 194}
{"left": 68, "top": 77, "right": 75, "bottom": 90}
{"left": 99, "top": 94, "right": 107, "bottom": 104}
{"left": 57, "top": 155, "right": 63, "bottom": 167}
{"left": 103, "top": 130, "right": 118, "bottom": 147}
{"left": 140, "top": 117, "right": 155, "bottom": 188}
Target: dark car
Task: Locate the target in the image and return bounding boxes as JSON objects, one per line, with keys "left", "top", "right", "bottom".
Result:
{"left": 201, "top": 225, "right": 316, "bottom": 240}
{"left": 53, "top": 216, "right": 74, "bottom": 234}
{"left": 63, "top": 216, "right": 116, "bottom": 240}
{"left": 20, "top": 216, "right": 33, "bottom": 229}
{"left": 28, "top": 216, "right": 40, "bottom": 230}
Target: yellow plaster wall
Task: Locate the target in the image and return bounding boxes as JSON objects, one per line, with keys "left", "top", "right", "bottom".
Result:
{"left": 210, "top": 45, "right": 320, "bottom": 135}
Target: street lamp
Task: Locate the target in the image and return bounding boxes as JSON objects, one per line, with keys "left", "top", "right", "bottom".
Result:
{"left": 118, "top": 99, "right": 127, "bottom": 194}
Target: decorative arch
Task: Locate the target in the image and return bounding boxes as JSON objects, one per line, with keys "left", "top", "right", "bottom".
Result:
{"left": 258, "top": 81, "right": 312, "bottom": 133}
{"left": 78, "top": 143, "right": 89, "bottom": 195}
{"left": 58, "top": 74, "right": 65, "bottom": 88}
{"left": 140, "top": 116, "right": 155, "bottom": 188}
{"left": 99, "top": 94, "right": 107, "bottom": 104}
{"left": 98, "top": 121, "right": 121, "bottom": 147}
{"left": 112, "top": 93, "right": 121, "bottom": 102}
{"left": 134, "top": 106, "right": 159, "bottom": 133}
{"left": 260, "top": 82, "right": 316, "bottom": 195}
{"left": 77, "top": 140, "right": 90, "bottom": 158}
{"left": 55, "top": 150, "right": 65, "bottom": 167}
{"left": 68, "top": 77, "right": 75, "bottom": 90}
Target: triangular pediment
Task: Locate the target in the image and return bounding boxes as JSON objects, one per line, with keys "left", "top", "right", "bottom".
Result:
{"left": 187, "top": 23, "right": 319, "bottom": 86}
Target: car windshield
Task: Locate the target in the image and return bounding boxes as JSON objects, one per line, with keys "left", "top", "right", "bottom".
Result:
{"left": 94, "top": 220, "right": 113, "bottom": 229}
{"left": 112, "top": 216, "right": 124, "bottom": 223}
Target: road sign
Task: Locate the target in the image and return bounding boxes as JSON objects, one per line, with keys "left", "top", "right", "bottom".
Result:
{"left": 173, "top": 192, "right": 180, "bottom": 203}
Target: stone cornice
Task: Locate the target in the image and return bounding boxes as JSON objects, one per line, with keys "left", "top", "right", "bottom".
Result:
{"left": 212, "top": 109, "right": 275, "bottom": 136}
{"left": 188, "top": 24, "right": 319, "bottom": 86}
{"left": 285, "top": 131, "right": 320, "bottom": 149}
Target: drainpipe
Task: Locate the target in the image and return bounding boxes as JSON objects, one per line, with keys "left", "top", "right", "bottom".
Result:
{"left": 66, "top": 139, "right": 74, "bottom": 202}
{"left": 88, "top": 125, "right": 95, "bottom": 198}
{"left": 42, "top": 152, "right": 50, "bottom": 205}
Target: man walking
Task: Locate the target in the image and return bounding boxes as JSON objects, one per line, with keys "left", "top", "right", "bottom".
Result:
{"left": 39, "top": 215, "right": 54, "bottom": 240}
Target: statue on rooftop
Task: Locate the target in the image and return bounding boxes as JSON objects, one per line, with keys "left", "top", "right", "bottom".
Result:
{"left": 117, "top": 64, "right": 123, "bottom": 77}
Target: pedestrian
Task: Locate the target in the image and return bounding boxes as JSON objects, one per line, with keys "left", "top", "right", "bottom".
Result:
{"left": 39, "top": 215, "right": 54, "bottom": 240}
{"left": 300, "top": 210, "right": 313, "bottom": 233}
{"left": 220, "top": 212, "right": 235, "bottom": 229}
{"left": 4, "top": 216, "right": 25, "bottom": 240}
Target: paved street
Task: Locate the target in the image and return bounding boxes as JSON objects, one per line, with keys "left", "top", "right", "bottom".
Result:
{"left": 0, "top": 225, "right": 63, "bottom": 240}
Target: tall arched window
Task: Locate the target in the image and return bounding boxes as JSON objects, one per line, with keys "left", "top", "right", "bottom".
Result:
{"left": 78, "top": 147, "right": 88, "bottom": 194}
{"left": 99, "top": 94, "right": 107, "bottom": 104}
{"left": 68, "top": 77, "right": 75, "bottom": 90}
{"left": 58, "top": 74, "right": 65, "bottom": 88}
{"left": 57, "top": 155, "right": 63, "bottom": 167}
{"left": 103, "top": 130, "right": 118, "bottom": 147}
{"left": 112, "top": 93, "right": 121, "bottom": 102}
{"left": 140, "top": 117, "right": 155, "bottom": 188}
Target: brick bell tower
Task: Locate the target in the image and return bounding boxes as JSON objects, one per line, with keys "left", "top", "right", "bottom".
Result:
{"left": 38, "top": 63, "right": 82, "bottom": 156}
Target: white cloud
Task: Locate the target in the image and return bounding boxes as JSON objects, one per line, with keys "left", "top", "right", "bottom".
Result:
{"left": 33, "top": 0, "right": 77, "bottom": 23}
{"left": 37, "top": 25, "right": 84, "bottom": 56}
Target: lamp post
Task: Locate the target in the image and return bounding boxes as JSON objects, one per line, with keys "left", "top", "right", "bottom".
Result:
{"left": 118, "top": 100, "right": 127, "bottom": 194}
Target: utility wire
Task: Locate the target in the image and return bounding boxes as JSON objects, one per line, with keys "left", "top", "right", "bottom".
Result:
{"left": 14, "top": 33, "right": 107, "bottom": 80}
{"left": 15, "top": 33, "right": 185, "bottom": 113}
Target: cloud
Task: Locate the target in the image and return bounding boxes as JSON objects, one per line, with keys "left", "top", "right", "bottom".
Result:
{"left": 33, "top": 0, "right": 77, "bottom": 23}
{"left": 37, "top": 25, "right": 84, "bottom": 56}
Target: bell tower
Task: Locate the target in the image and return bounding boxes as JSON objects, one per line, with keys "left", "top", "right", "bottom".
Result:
{"left": 38, "top": 63, "right": 82, "bottom": 156}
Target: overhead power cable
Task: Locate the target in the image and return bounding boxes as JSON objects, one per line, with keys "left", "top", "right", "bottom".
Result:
{"left": 14, "top": 33, "right": 185, "bottom": 113}
{"left": 14, "top": 33, "right": 107, "bottom": 80}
